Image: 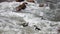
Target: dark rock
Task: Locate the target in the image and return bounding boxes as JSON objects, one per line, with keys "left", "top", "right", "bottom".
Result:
{"left": 16, "top": 0, "right": 24, "bottom": 2}
{"left": 27, "top": 0, "right": 35, "bottom": 3}
{"left": 57, "top": 27, "right": 60, "bottom": 33}
{"left": 16, "top": 2, "right": 27, "bottom": 11}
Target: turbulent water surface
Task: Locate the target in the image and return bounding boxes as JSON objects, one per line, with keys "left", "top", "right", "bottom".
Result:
{"left": 0, "top": 2, "right": 60, "bottom": 34}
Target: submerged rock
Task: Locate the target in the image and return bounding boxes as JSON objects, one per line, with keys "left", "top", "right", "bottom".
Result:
{"left": 39, "top": 3, "right": 44, "bottom": 7}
